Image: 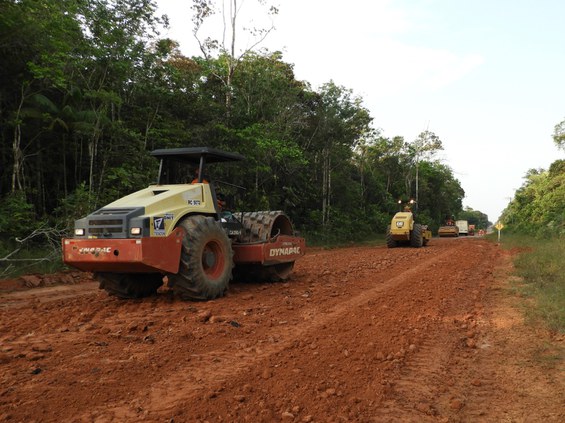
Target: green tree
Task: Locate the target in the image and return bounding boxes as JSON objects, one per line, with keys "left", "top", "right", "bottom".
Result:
{"left": 553, "top": 118, "right": 565, "bottom": 151}
{"left": 501, "top": 164, "right": 565, "bottom": 236}
{"left": 0, "top": 192, "right": 39, "bottom": 241}
{"left": 309, "top": 81, "right": 372, "bottom": 227}
{"left": 0, "top": 0, "right": 83, "bottom": 194}
{"left": 0, "top": 0, "right": 478, "bottom": 254}
{"left": 416, "top": 161, "right": 464, "bottom": 231}
{"left": 458, "top": 207, "right": 490, "bottom": 230}
{"left": 411, "top": 130, "right": 443, "bottom": 206}
{"left": 191, "top": 0, "right": 278, "bottom": 122}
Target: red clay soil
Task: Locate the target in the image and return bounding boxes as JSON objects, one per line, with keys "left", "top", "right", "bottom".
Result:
{"left": 0, "top": 237, "right": 563, "bottom": 422}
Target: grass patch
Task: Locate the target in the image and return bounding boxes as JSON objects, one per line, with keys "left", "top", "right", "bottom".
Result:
{"left": 531, "top": 342, "right": 564, "bottom": 370}
{"left": 0, "top": 244, "right": 65, "bottom": 279}
{"left": 494, "top": 233, "right": 565, "bottom": 334}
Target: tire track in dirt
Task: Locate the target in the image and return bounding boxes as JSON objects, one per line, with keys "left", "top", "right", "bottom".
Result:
{"left": 440, "top": 252, "right": 565, "bottom": 423}
{"left": 5, "top": 239, "right": 560, "bottom": 423}
{"left": 367, "top": 258, "right": 480, "bottom": 420}
{"left": 367, "top": 240, "right": 560, "bottom": 422}
{"left": 79, "top": 242, "right": 469, "bottom": 421}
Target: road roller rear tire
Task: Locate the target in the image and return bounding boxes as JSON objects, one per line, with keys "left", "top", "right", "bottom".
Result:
{"left": 410, "top": 223, "right": 424, "bottom": 248}
{"left": 234, "top": 211, "right": 296, "bottom": 282}
{"left": 386, "top": 225, "right": 398, "bottom": 248}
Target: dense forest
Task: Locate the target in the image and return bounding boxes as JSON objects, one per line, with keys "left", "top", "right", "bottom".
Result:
{"left": 500, "top": 119, "right": 565, "bottom": 236}
{"left": 1, "top": 0, "right": 489, "bottom": 268}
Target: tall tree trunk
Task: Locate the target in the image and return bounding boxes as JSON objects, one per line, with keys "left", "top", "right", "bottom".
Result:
{"left": 88, "top": 104, "right": 105, "bottom": 198}
{"left": 225, "top": 65, "right": 233, "bottom": 122}
{"left": 11, "top": 122, "right": 23, "bottom": 193}
{"left": 88, "top": 136, "right": 96, "bottom": 194}
{"left": 144, "top": 105, "right": 159, "bottom": 150}
{"left": 63, "top": 135, "right": 68, "bottom": 198}
{"left": 327, "top": 154, "right": 331, "bottom": 224}
{"left": 11, "top": 90, "right": 25, "bottom": 193}
{"left": 322, "top": 147, "right": 331, "bottom": 227}
{"left": 359, "top": 159, "right": 366, "bottom": 203}
{"left": 37, "top": 149, "right": 45, "bottom": 215}
{"left": 224, "top": 0, "right": 237, "bottom": 122}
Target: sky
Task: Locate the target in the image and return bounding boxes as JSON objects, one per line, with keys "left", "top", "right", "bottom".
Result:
{"left": 155, "top": 0, "right": 565, "bottom": 223}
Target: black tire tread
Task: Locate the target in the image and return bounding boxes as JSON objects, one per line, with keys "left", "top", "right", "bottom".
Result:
{"left": 97, "top": 272, "right": 163, "bottom": 299}
{"left": 386, "top": 225, "right": 398, "bottom": 248}
{"left": 410, "top": 223, "right": 424, "bottom": 248}
{"left": 169, "top": 215, "right": 233, "bottom": 301}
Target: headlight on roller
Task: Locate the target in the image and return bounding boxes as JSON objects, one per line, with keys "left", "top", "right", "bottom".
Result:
{"left": 74, "top": 228, "right": 85, "bottom": 236}
{"left": 130, "top": 227, "right": 142, "bottom": 236}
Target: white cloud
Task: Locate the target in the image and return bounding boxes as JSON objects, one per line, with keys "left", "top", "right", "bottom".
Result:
{"left": 157, "top": 1, "right": 483, "bottom": 97}
{"left": 261, "top": 2, "right": 484, "bottom": 98}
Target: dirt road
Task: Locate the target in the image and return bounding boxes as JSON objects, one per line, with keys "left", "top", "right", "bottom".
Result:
{"left": 0, "top": 237, "right": 563, "bottom": 422}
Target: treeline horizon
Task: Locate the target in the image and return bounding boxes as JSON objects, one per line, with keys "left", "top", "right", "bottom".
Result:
{"left": 1, "top": 0, "right": 492, "bottom": 249}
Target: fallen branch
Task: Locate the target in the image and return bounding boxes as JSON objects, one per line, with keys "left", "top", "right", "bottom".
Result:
{"left": 0, "top": 225, "right": 67, "bottom": 277}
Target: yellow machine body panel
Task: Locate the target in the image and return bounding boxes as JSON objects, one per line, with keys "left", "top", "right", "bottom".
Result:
{"left": 104, "top": 183, "right": 217, "bottom": 237}
{"left": 389, "top": 212, "right": 414, "bottom": 240}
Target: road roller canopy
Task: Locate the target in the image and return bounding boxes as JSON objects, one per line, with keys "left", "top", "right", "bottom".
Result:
{"left": 150, "top": 147, "right": 245, "bottom": 164}
{"left": 151, "top": 147, "right": 245, "bottom": 184}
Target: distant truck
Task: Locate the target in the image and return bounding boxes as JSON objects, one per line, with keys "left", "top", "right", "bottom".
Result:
{"left": 456, "top": 220, "right": 469, "bottom": 236}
